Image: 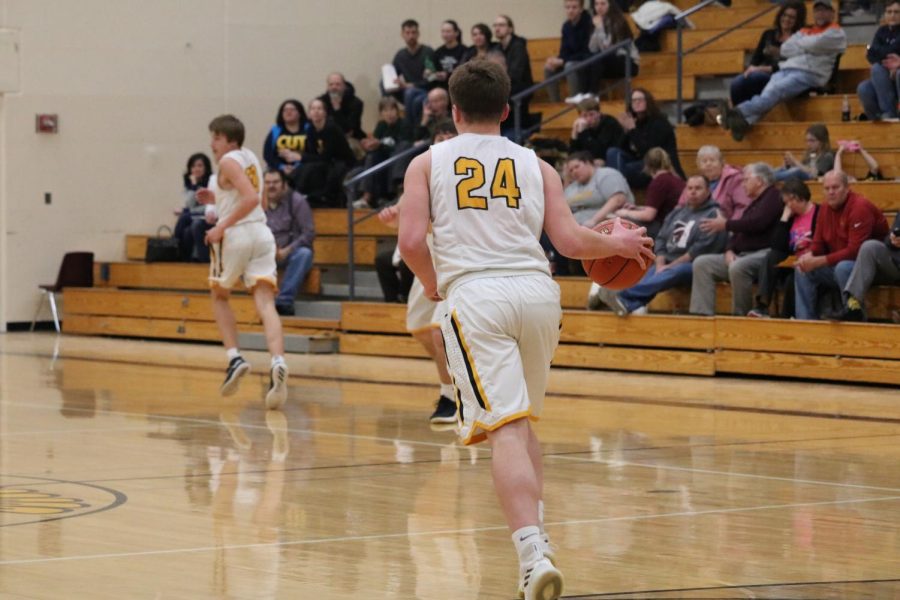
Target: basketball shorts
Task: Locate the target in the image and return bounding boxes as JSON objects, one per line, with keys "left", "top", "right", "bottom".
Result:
{"left": 209, "top": 221, "right": 278, "bottom": 290}
{"left": 406, "top": 278, "right": 445, "bottom": 333}
{"left": 441, "top": 274, "right": 561, "bottom": 445}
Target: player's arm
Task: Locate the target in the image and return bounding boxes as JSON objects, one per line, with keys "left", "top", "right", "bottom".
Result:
{"left": 398, "top": 152, "right": 440, "bottom": 299}
{"left": 540, "top": 159, "right": 654, "bottom": 267}
{"left": 206, "top": 158, "right": 260, "bottom": 243}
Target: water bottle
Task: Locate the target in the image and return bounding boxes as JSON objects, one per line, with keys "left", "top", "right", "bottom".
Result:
{"left": 841, "top": 95, "right": 850, "bottom": 122}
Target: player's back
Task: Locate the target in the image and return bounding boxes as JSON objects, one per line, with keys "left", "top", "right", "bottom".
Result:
{"left": 216, "top": 147, "right": 266, "bottom": 226}
{"left": 430, "top": 133, "right": 549, "bottom": 295}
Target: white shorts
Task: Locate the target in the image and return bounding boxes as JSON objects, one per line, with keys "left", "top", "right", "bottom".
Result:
{"left": 209, "top": 221, "right": 277, "bottom": 290}
{"left": 441, "top": 274, "right": 561, "bottom": 445}
{"left": 406, "top": 279, "right": 445, "bottom": 333}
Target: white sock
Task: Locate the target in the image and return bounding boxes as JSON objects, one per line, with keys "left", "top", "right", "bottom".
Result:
{"left": 271, "top": 355, "right": 286, "bottom": 368}
{"left": 226, "top": 347, "right": 241, "bottom": 361}
{"left": 439, "top": 383, "right": 454, "bottom": 399}
{"left": 538, "top": 500, "right": 545, "bottom": 536}
{"left": 512, "top": 525, "right": 543, "bottom": 566}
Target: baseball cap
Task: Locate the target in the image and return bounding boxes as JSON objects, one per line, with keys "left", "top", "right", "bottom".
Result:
{"left": 813, "top": 0, "right": 834, "bottom": 9}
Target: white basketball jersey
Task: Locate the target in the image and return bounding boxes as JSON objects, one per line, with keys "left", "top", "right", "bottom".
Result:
{"left": 429, "top": 133, "right": 550, "bottom": 295}
{"left": 215, "top": 148, "right": 266, "bottom": 226}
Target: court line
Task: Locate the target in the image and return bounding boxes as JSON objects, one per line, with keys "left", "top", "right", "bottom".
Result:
{"left": 2, "top": 425, "right": 191, "bottom": 437}
{"left": 2, "top": 494, "right": 899, "bottom": 566}
{"left": 5, "top": 397, "right": 900, "bottom": 494}
{"left": 574, "top": 576, "right": 900, "bottom": 598}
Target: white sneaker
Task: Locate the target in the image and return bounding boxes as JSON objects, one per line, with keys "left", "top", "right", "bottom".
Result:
{"left": 520, "top": 557, "right": 564, "bottom": 600}
{"left": 631, "top": 305, "right": 648, "bottom": 316}
{"left": 351, "top": 198, "right": 372, "bottom": 209}
{"left": 265, "top": 362, "right": 288, "bottom": 410}
{"left": 518, "top": 536, "right": 558, "bottom": 598}
{"left": 564, "top": 92, "right": 589, "bottom": 105}
{"left": 597, "top": 286, "right": 628, "bottom": 316}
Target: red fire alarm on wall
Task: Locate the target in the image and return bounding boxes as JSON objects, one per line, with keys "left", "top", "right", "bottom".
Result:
{"left": 36, "top": 114, "right": 58, "bottom": 134}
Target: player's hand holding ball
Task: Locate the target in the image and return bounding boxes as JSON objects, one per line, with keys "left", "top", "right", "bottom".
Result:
{"left": 582, "top": 218, "right": 655, "bottom": 290}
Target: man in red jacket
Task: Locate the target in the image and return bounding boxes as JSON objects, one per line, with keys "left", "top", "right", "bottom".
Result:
{"left": 794, "top": 170, "right": 890, "bottom": 320}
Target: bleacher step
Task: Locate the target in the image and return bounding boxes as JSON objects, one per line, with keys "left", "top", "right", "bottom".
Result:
{"left": 238, "top": 332, "right": 339, "bottom": 354}
{"left": 291, "top": 300, "right": 342, "bottom": 320}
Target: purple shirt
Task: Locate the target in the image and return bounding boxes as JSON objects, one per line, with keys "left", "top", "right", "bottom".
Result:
{"left": 265, "top": 191, "right": 315, "bottom": 253}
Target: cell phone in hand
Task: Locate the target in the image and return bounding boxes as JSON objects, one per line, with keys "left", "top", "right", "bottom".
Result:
{"left": 892, "top": 227, "right": 900, "bottom": 237}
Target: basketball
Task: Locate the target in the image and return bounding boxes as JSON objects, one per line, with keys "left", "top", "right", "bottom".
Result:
{"left": 582, "top": 219, "right": 649, "bottom": 290}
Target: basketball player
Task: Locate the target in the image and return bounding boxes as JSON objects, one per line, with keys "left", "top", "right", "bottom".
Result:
{"left": 398, "top": 62, "right": 653, "bottom": 599}
{"left": 197, "top": 115, "right": 289, "bottom": 410}
{"left": 376, "top": 120, "right": 461, "bottom": 425}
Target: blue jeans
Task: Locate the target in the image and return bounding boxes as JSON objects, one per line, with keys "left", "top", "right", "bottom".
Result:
{"left": 737, "top": 68, "right": 821, "bottom": 125}
{"left": 774, "top": 166, "right": 812, "bottom": 182}
{"left": 793, "top": 260, "right": 854, "bottom": 320}
{"left": 605, "top": 146, "right": 651, "bottom": 189}
{"left": 276, "top": 245, "right": 314, "bottom": 307}
{"left": 857, "top": 63, "right": 900, "bottom": 120}
{"left": 403, "top": 87, "right": 428, "bottom": 126}
{"left": 730, "top": 70, "right": 772, "bottom": 106}
{"left": 618, "top": 262, "right": 693, "bottom": 312}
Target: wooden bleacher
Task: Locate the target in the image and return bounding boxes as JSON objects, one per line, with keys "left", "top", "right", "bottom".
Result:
{"left": 61, "top": 1, "right": 898, "bottom": 388}
{"left": 339, "top": 302, "right": 899, "bottom": 386}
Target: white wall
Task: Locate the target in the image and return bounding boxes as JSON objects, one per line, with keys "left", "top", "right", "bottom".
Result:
{"left": 0, "top": 0, "right": 564, "bottom": 325}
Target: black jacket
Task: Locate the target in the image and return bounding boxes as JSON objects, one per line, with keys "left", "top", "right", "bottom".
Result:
{"left": 317, "top": 81, "right": 365, "bottom": 139}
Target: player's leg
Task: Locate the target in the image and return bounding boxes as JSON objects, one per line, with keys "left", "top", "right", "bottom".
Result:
{"left": 245, "top": 225, "right": 288, "bottom": 409}
{"left": 407, "top": 280, "right": 456, "bottom": 424}
{"left": 210, "top": 237, "right": 252, "bottom": 395}
{"left": 252, "top": 281, "right": 288, "bottom": 409}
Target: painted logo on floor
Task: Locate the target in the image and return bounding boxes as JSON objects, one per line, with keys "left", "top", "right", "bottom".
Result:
{"left": 0, "top": 476, "right": 126, "bottom": 527}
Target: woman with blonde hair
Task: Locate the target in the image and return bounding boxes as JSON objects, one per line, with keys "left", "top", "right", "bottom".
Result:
{"left": 774, "top": 123, "right": 834, "bottom": 182}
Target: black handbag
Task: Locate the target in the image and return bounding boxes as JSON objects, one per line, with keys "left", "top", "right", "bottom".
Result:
{"left": 145, "top": 225, "right": 181, "bottom": 262}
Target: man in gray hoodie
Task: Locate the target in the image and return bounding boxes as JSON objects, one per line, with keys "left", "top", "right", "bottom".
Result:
{"left": 590, "top": 175, "right": 727, "bottom": 315}
{"left": 724, "top": 0, "right": 846, "bottom": 140}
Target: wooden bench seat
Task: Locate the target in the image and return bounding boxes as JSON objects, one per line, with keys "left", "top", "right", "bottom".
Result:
{"left": 338, "top": 301, "right": 898, "bottom": 385}
{"left": 63, "top": 288, "right": 340, "bottom": 343}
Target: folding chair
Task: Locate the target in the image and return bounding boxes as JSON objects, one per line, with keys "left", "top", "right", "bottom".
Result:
{"left": 30, "top": 252, "right": 94, "bottom": 333}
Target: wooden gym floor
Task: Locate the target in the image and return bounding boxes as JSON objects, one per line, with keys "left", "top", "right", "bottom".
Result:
{"left": 1, "top": 333, "right": 899, "bottom": 599}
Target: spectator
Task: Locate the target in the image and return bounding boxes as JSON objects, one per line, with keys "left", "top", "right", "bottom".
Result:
{"left": 263, "top": 170, "right": 315, "bottom": 316}
{"left": 831, "top": 213, "right": 900, "bottom": 321}
{"left": 462, "top": 23, "right": 496, "bottom": 63}
{"left": 355, "top": 96, "right": 414, "bottom": 209}
{"left": 493, "top": 15, "right": 535, "bottom": 113}
{"left": 415, "top": 88, "right": 451, "bottom": 141}
{"left": 857, "top": 0, "right": 900, "bottom": 121}
{"left": 834, "top": 139, "right": 885, "bottom": 181}
{"left": 618, "top": 147, "right": 683, "bottom": 237}
{"left": 544, "top": 0, "right": 594, "bottom": 102}
{"left": 318, "top": 73, "right": 366, "bottom": 141}
{"left": 729, "top": 1, "right": 806, "bottom": 106}
{"left": 774, "top": 123, "right": 834, "bottom": 181}
{"left": 747, "top": 178, "right": 819, "bottom": 318}
{"left": 569, "top": 96, "right": 625, "bottom": 161}
{"left": 689, "top": 163, "right": 783, "bottom": 316}
{"left": 432, "top": 118, "right": 458, "bottom": 143}
{"left": 722, "top": 0, "right": 846, "bottom": 141}
{"left": 589, "top": 175, "right": 727, "bottom": 314}
{"left": 174, "top": 152, "right": 216, "bottom": 263}
{"left": 432, "top": 20, "right": 468, "bottom": 85}
{"left": 563, "top": 151, "right": 634, "bottom": 226}
{"left": 676, "top": 145, "right": 752, "bottom": 219}
{"left": 390, "top": 19, "right": 435, "bottom": 126}
{"left": 794, "top": 170, "right": 890, "bottom": 319}
{"left": 262, "top": 99, "right": 308, "bottom": 175}
{"left": 288, "top": 98, "right": 356, "bottom": 208}
{"left": 606, "top": 87, "right": 684, "bottom": 188}
{"left": 587, "top": 0, "right": 640, "bottom": 92}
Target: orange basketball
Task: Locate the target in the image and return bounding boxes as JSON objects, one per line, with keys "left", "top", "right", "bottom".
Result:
{"left": 581, "top": 219, "right": 649, "bottom": 290}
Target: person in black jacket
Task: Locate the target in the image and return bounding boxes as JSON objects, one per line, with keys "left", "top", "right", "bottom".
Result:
{"left": 569, "top": 96, "right": 625, "bottom": 161}
{"left": 262, "top": 99, "right": 309, "bottom": 175}
{"left": 605, "top": 88, "right": 684, "bottom": 188}
{"left": 317, "top": 73, "right": 365, "bottom": 140}
{"left": 288, "top": 98, "right": 357, "bottom": 208}
{"left": 432, "top": 20, "right": 468, "bottom": 87}
{"left": 544, "top": 0, "right": 594, "bottom": 102}
{"left": 493, "top": 15, "right": 535, "bottom": 126}
{"left": 748, "top": 178, "right": 819, "bottom": 318}
{"left": 730, "top": 2, "right": 806, "bottom": 106}
{"left": 857, "top": 0, "right": 900, "bottom": 120}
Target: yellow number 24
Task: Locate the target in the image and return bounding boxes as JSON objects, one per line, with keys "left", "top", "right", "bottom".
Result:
{"left": 454, "top": 157, "right": 521, "bottom": 210}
